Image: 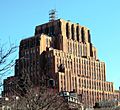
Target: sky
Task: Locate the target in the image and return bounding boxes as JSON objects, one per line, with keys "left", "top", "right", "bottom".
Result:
{"left": 0, "top": 0, "right": 120, "bottom": 90}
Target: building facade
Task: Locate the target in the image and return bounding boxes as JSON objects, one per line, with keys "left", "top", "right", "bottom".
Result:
{"left": 3, "top": 19, "right": 120, "bottom": 107}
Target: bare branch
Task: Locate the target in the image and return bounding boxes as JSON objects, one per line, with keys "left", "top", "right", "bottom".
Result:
{"left": 0, "top": 42, "right": 17, "bottom": 76}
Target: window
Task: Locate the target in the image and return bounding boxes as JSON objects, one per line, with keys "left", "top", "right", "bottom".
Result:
{"left": 79, "top": 79, "right": 81, "bottom": 87}
{"left": 49, "top": 26, "right": 54, "bottom": 36}
{"left": 45, "top": 27, "right": 49, "bottom": 34}
{"left": 76, "top": 26, "right": 79, "bottom": 41}
{"left": 81, "top": 27, "right": 85, "bottom": 42}
{"left": 36, "top": 37, "right": 40, "bottom": 46}
{"left": 71, "top": 24, "right": 74, "bottom": 40}
{"left": 30, "top": 39, "right": 35, "bottom": 48}
{"left": 88, "top": 30, "right": 91, "bottom": 43}
{"left": 66, "top": 23, "right": 69, "bottom": 38}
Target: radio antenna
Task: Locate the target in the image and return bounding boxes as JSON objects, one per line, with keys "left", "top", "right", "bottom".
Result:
{"left": 49, "top": 9, "right": 57, "bottom": 22}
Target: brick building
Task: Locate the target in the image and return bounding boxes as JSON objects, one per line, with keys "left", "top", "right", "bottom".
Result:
{"left": 3, "top": 19, "right": 120, "bottom": 107}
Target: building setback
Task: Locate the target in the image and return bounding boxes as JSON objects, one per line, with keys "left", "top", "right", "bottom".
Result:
{"left": 3, "top": 19, "right": 120, "bottom": 107}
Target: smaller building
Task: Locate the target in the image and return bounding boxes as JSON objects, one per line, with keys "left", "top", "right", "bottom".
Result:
{"left": 59, "top": 90, "right": 84, "bottom": 110}
{"left": 115, "top": 90, "right": 120, "bottom": 100}
{"left": 3, "top": 76, "right": 18, "bottom": 97}
{"left": 94, "top": 99, "right": 120, "bottom": 109}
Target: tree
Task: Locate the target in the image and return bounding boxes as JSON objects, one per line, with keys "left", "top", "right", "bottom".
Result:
{"left": 13, "top": 87, "right": 68, "bottom": 110}
{"left": 0, "top": 41, "right": 17, "bottom": 94}
{"left": 3, "top": 71, "right": 69, "bottom": 110}
{"left": 0, "top": 41, "right": 17, "bottom": 76}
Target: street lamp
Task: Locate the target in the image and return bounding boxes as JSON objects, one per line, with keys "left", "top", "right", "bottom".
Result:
{"left": 12, "top": 96, "right": 19, "bottom": 109}
{"left": 15, "top": 96, "right": 19, "bottom": 100}
{"left": 0, "top": 96, "right": 10, "bottom": 110}
{"left": 0, "top": 96, "right": 9, "bottom": 101}
{"left": 5, "top": 97, "right": 9, "bottom": 101}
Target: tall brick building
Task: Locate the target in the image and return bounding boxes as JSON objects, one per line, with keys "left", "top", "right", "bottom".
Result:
{"left": 3, "top": 19, "right": 120, "bottom": 107}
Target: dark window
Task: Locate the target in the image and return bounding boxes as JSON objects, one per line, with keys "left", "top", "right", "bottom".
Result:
{"left": 88, "top": 30, "right": 91, "bottom": 43}
{"left": 40, "top": 26, "right": 43, "bottom": 34}
{"left": 71, "top": 24, "right": 74, "bottom": 40}
{"left": 58, "top": 21, "right": 61, "bottom": 28}
{"left": 48, "top": 79, "right": 55, "bottom": 88}
{"left": 36, "top": 37, "right": 40, "bottom": 46}
{"left": 76, "top": 26, "right": 79, "bottom": 41}
{"left": 45, "top": 27, "right": 49, "bottom": 35}
{"left": 58, "top": 64, "right": 65, "bottom": 72}
{"left": 66, "top": 23, "right": 69, "bottom": 38}
{"left": 30, "top": 38, "right": 35, "bottom": 48}
{"left": 81, "top": 27, "right": 85, "bottom": 42}
{"left": 49, "top": 26, "right": 54, "bottom": 36}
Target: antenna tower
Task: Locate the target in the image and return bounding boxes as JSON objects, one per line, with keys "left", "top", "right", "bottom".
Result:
{"left": 49, "top": 9, "right": 57, "bottom": 22}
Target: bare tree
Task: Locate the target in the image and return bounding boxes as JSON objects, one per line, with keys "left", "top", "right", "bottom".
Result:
{"left": 0, "top": 40, "right": 17, "bottom": 95}
{"left": 0, "top": 41, "right": 17, "bottom": 76}
{"left": 3, "top": 72, "right": 69, "bottom": 110}
{"left": 13, "top": 87, "right": 68, "bottom": 110}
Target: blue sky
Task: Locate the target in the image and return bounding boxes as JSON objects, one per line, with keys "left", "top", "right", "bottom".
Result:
{"left": 0, "top": 0, "right": 120, "bottom": 90}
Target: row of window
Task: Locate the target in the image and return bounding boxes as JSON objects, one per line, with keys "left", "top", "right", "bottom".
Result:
{"left": 20, "top": 47, "right": 39, "bottom": 58}
{"left": 59, "top": 73, "right": 113, "bottom": 93}
{"left": 68, "top": 40, "right": 87, "bottom": 57}
{"left": 55, "top": 55, "right": 105, "bottom": 81}
{"left": 67, "top": 39, "right": 97, "bottom": 59}
{"left": 66, "top": 23, "right": 91, "bottom": 43}
{"left": 20, "top": 37, "right": 40, "bottom": 50}
{"left": 78, "top": 78, "right": 113, "bottom": 92}
{"left": 79, "top": 90, "right": 116, "bottom": 106}
{"left": 35, "top": 21, "right": 60, "bottom": 36}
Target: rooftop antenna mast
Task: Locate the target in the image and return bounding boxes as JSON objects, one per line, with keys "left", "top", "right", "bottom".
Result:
{"left": 49, "top": 9, "right": 57, "bottom": 22}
